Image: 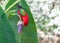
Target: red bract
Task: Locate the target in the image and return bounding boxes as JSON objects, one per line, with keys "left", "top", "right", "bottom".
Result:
{"left": 21, "top": 12, "right": 29, "bottom": 26}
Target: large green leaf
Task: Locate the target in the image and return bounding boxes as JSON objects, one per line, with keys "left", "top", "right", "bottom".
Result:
{"left": 19, "top": 0, "right": 38, "bottom": 43}
{"left": 5, "top": 0, "right": 38, "bottom": 43}
{"left": 0, "top": 7, "right": 17, "bottom": 43}
{"left": 7, "top": 15, "right": 19, "bottom": 43}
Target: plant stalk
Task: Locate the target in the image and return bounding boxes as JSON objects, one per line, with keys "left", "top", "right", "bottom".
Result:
{"left": 5, "top": 0, "right": 21, "bottom": 13}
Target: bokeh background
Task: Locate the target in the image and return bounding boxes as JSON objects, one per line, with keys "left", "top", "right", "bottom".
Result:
{"left": 25, "top": 0, "right": 60, "bottom": 43}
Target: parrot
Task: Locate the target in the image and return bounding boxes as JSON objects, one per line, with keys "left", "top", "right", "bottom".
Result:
{"left": 17, "top": 7, "right": 29, "bottom": 26}
{"left": 17, "top": 4, "right": 29, "bottom": 33}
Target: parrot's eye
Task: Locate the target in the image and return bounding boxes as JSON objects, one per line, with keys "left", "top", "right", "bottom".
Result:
{"left": 17, "top": 4, "right": 23, "bottom": 9}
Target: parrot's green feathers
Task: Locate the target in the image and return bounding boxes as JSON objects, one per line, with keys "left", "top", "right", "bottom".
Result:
{"left": 20, "top": 9, "right": 26, "bottom": 16}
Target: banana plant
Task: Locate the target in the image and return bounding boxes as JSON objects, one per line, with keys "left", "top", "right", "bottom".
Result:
{"left": 0, "top": 0, "right": 38, "bottom": 43}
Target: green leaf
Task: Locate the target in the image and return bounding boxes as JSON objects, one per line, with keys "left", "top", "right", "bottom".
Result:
{"left": 19, "top": 0, "right": 38, "bottom": 43}
{"left": 7, "top": 15, "right": 19, "bottom": 43}
{"left": 0, "top": 7, "right": 17, "bottom": 43}
{"left": 5, "top": 0, "right": 38, "bottom": 43}
{"left": 6, "top": 0, "right": 16, "bottom": 9}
